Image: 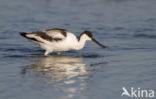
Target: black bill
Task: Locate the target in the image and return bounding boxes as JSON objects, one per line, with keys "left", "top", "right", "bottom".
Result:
{"left": 92, "top": 38, "right": 107, "bottom": 48}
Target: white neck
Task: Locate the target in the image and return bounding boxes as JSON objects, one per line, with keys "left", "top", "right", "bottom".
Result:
{"left": 75, "top": 34, "right": 90, "bottom": 50}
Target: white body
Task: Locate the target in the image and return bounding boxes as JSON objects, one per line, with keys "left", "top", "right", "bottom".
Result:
{"left": 39, "top": 32, "right": 90, "bottom": 55}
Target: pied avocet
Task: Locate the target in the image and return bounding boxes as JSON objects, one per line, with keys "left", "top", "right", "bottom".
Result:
{"left": 20, "top": 28, "right": 107, "bottom": 55}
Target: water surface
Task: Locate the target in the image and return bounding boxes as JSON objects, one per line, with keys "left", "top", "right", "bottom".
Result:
{"left": 0, "top": 0, "right": 156, "bottom": 99}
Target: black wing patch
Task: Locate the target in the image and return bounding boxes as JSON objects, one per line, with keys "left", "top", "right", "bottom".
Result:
{"left": 32, "top": 31, "right": 63, "bottom": 42}
{"left": 28, "top": 37, "right": 44, "bottom": 43}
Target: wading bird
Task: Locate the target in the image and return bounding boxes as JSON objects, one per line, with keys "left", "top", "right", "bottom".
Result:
{"left": 20, "top": 28, "right": 107, "bottom": 55}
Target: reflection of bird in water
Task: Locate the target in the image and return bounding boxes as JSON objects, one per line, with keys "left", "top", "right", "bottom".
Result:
{"left": 21, "top": 55, "right": 108, "bottom": 99}
{"left": 21, "top": 55, "right": 88, "bottom": 83}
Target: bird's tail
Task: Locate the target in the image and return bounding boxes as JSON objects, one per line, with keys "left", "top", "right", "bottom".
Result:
{"left": 20, "top": 32, "right": 43, "bottom": 43}
{"left": 20, "top": 32, "right": 28, "bottom": 38}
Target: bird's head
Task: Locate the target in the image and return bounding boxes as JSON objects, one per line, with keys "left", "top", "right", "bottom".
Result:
{"left": 80, "top": 31, "right": 108, "bottom": 48}
{"left": 81, "top": 31, "right": 93, "bottom": 41}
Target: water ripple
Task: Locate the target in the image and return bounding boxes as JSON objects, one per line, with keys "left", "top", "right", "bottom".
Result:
{"left": 134, "top": 34, "right": 156, "bottom": 39}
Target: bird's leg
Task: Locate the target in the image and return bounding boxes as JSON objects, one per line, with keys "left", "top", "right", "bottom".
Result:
{"left": 44, "top": 51, "right": 50, "bottom": 56}
{"left": 57, "top": 52, "right": 61, "bottom": 55}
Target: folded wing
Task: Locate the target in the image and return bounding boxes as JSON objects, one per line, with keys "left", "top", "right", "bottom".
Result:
{"left": 20, "top": 28, "right": 67, "bottom": 43}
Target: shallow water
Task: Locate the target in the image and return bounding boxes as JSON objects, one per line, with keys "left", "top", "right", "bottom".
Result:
{"left": 0, "top": 0, "right": 156, "bottom": 99}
